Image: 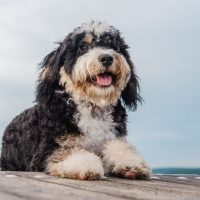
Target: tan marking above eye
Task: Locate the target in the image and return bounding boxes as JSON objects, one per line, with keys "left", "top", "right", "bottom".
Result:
{"left": 83, "top": 33, "right": 93, "bottom": 44}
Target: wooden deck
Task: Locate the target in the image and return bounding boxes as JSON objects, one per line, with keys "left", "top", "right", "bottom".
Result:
{"left": 1, "top": 171, "right": 200, "bottom": 200}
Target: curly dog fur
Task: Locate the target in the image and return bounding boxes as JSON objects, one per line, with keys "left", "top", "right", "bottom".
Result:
{"left": 1, "top": 21, "right": 151, "bottom": 180}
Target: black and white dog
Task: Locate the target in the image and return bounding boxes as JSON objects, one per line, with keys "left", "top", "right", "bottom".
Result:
{"left": 1, "top": 21, "right": 151, "bottom": 180}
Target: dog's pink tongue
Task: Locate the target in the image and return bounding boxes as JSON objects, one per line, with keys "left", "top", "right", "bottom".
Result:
{"left": 96, "top": 74, "right": 112, "bottom": 86}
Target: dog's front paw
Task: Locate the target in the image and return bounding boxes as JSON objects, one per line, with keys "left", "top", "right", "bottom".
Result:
{"left": 62, "top": 149, "right": 104, "bottom": 180}
{"left": 113, "top": 165, "right": 151, "bottom": 180}
{"left": 102, "top": 139, "right": 151, "bottom": 180}
{"left": 47, "top": 149, "right": 104, "bottom": 180}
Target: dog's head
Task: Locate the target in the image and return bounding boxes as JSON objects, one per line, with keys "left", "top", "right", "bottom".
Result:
{"left": 37, "top": 21, "right": 142, "bottom": 109}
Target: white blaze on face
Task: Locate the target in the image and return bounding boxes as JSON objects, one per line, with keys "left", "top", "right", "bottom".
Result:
{"left": 72, "top": 47, "right": 115, "bottom": 83}
{"left": 73, "top": 47, "right": 130, "bottom": 86}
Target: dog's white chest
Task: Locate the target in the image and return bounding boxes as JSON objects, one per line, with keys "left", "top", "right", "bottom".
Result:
{"left": 76, "top": 104, "right": 116, "bottom": 154}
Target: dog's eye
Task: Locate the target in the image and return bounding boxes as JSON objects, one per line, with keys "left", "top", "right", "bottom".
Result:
{"left": 79, "top": 43, "right": 89, "bottom": 51}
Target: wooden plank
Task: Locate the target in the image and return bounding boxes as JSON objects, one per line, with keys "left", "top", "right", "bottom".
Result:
{"left": 0, "top": 171, "right": 200, "bottom": 200}
{"left": 0, "top": 172, "right": 124, "bottom": 200}
{"left": 0, "top": 193, "right": 23, "bottom": 200}
{"left": 151, "top": 175, "right": 200, "bottom": 186}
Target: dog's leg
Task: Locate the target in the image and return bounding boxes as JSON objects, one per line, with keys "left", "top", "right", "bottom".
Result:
{"left": 46, "top": 149, "right": 104, "bottom": 180}
{"left": 102, "top": 139, "right": 151, "bottom": 180}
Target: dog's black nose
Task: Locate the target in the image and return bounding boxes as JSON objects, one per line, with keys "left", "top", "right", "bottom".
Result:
{"left": 98, "top": 54, "right": 113, "bottom": 67}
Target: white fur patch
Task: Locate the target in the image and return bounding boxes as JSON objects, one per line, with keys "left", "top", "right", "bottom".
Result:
{"left": 62, "top": 149, "right": 104, "bottom": 179}
{"left": 76, "top": 102, "right": 116, "bottom": 155}
{"left": 76, "top": 21, "right": 116, "bottom": 36}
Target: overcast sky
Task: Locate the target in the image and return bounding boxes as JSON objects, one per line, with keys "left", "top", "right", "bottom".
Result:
{"left": 0, "top": 0, "right": 200, "bottom": 167}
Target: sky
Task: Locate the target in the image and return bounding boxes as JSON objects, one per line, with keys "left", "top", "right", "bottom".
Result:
{"left": 0, "top": 0, "right": 200, "bottom": 167}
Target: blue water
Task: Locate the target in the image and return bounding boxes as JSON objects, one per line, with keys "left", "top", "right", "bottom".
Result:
{"left": 153, "top": 167, "right": 200, "bottom": 175}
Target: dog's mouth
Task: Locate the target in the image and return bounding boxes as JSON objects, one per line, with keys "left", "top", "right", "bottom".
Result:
{"left": 90, "top": 72, "right": 116, "bottom": 87}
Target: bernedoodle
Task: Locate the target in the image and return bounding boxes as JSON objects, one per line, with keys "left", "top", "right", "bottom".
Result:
{"left": 1, "top": 21, "right": 151, "bottom": 180}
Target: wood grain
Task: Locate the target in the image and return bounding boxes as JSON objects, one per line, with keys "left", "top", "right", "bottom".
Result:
{"left": 0, "top": 171, "right": 200, "bottom": 200}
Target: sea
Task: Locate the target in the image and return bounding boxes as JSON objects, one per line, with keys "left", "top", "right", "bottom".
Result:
{"left": 153, "top": 167, "right": 200, "bottom": 175}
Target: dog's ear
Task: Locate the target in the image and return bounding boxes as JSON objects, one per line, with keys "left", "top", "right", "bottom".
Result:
{"left": 106, "top": 32, "right": 142, "bottom": 110}
{"left": 36, "top": 34, "right": 72, "bottom": 104}
{"left": 121, "top": 59, "right": 143, "bottom": 111}
{"left": 113, "top": 32, "right": 143, "bottom": 111}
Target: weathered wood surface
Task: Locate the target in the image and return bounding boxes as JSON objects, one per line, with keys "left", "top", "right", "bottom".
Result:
{"left": 0, "top": 171, "right": 200, "bottom": 200}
